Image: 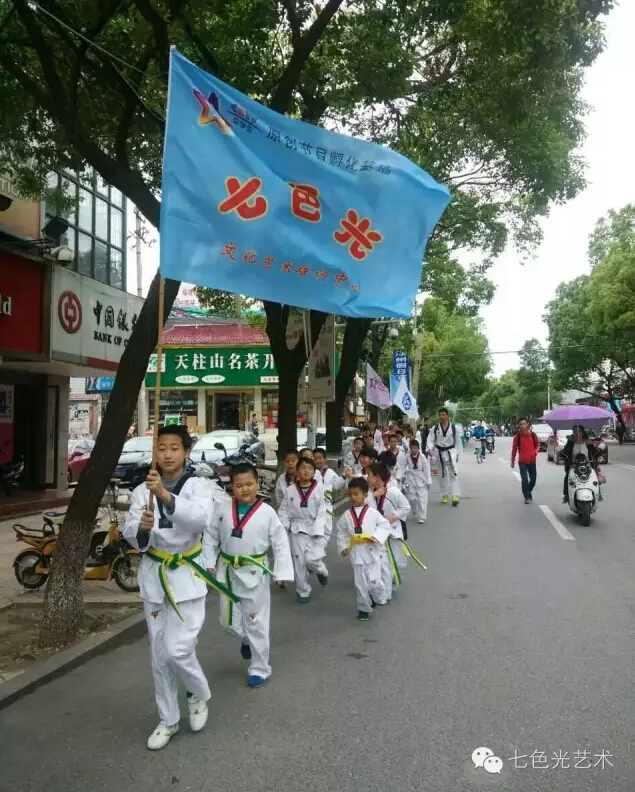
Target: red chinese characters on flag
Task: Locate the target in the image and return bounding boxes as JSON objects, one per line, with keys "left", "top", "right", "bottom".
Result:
{"left": 218, "top": 176, "right": 268, "bottom": 220}
{"left": 221, "top": 242, "right": 236, "bottom": 261}
{"left": 289, "top": 183, "right": 321, "bottom": 223}
{"left": 334, "top": 273, "right": 349, "bottom": 287}
{"left": 262, "top": 256, "right": 276, "bottom": 270}
{"left": 243, "top": 249, "right": 257, "bottom": 264}
{"left": 297, "top": 265, "right": 311, "bottom": 277}
{"left": 334, "top": 209, "right": 383, "bottom": 261}
{"left": 281, "top": 260, "right": 294, "bottom": 273}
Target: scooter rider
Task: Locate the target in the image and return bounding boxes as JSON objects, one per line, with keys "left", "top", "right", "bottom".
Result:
{"left": 472, "top": 421, "right": 486, "bottom": 458}
{"left": 485, "top": 424, "right": 495, "bottom": 451}
{"left": 560, "top": 425, "right": 598, "bottom": 503}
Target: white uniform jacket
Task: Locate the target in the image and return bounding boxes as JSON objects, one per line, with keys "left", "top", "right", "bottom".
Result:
{"left": 278, "top": 479, "right": 328, "bottom": 538}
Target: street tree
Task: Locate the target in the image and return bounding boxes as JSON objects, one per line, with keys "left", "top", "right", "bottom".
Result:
{"left": 0, "top": 0, "right": 614, "bottom": 645}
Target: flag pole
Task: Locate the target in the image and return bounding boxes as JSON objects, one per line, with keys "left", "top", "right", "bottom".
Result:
{"left": 148, "top": 277, "right": 165, "bottom": 512}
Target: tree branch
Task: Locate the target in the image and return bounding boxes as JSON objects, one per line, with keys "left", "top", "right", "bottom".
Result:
{"left": 134, "top": 0, "right": 170, "bottom": 81}
{"left": 269, "top": 0, "right": 344, "bottom": 114}
{"left": 115, "top": 43, "right": 154, "bottom": 164}
{"left": 280, "top": 0, "right": 302, "bottom": 48}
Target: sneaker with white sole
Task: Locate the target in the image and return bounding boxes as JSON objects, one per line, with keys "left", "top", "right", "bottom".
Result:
{"left": 147, "top": 722, "right": 179, "bottom": 750}
{"left": 187, "top": 694, "right": 208, "bottom": 732}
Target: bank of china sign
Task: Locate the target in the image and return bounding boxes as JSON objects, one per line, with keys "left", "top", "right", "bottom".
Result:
{"left": 51, "top": 269, "right": 144, "bottom": 370}
{"left": 145, "top": 347, "right": 279, "bottom": 388}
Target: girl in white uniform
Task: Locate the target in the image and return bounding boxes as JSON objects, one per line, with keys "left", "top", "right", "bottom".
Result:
{"left": 368, "top": 462, "right": 411, "bottom": 600}
{"left": 204, "top": 463, "right": 294, "bottom": 689}
{"left": 278, "top": 457, "right": 328, "bottom": 603}
{"left": 336, "top": 477, "right": 391, "bottom": 619}
{"left": 123, "top": 426, "right": 220, "bottom": 751}
{"left": 403, "top": 439, "right": 432, "bottom": 523}
{"left": 313, "top": 447, "right": 347, "bottom": 541}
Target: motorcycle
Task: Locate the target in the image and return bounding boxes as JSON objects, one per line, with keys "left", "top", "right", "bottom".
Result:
{"left": 0, "top": 440, "right": 25, "bottom": 496}
{"left": 212, "top": 442, "right": 274, "bottom": 503}
{"left": 13, "top": 479, "right": 140, "bottom": 591}
{"left": 485, "top": 435, "right": 495, "bottom": 454}
{"left": 474, "top": 438, "right": 486, "bottom": 463}
{"left": 560, "top": 452, "right": 600, "bottom": 526}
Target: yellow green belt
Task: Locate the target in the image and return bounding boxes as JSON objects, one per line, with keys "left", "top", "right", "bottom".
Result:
{"left": 349, "top": 533, "right": 377, "bottom": 547}
{"left": 147, "top": 543, "right": 238, "bottom": 621}
{"left": 218, "top": 550, "right": 273, "bottom": 626}
{"left": 386, "top": 537, "right": 428, "bottom": 587}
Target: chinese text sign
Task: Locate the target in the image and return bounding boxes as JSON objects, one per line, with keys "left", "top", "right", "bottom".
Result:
{"left": 393, "top": 351, "right": 410, "bottom": 389}
{"left": 161, "top": 51, "right": 451, "bottom": 319}
{"left": 145, "top": 346, "right": 277, "bottom": 388}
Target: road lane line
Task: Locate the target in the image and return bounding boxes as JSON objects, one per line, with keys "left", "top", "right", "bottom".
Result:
{"left": 497, "top": 457, "right": 508, "bottom": 464}
{"left": 539, "top": 505, "right": 575, "bottom": 541}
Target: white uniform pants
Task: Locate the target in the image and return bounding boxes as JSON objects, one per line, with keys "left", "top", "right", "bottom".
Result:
{"left": 289, "top": 532, "right": 328, "bottom": 597}
{"left": 144, "top": 597, "right": 210, "bottom": 727}
{"left": 408, "top": 488, "right": 429, "bottom": 520}
{"left": 353, "top": 560, "right": 385, "bottom": 613}
{"left": 380, "top": 550, "right": 393, "bottom": 601}
{"left": 219, "top": 575, "right": 271, "bottom": 679}
{"left": 439, "top": 470, "right": 460, "bottom": 498}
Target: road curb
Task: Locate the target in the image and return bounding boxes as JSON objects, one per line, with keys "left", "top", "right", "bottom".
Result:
{"left": 0, "top": 608, "right": 145, "bottom": 711}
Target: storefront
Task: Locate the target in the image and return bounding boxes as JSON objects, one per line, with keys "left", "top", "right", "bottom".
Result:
{"left": 145, "top": 328, "right": 280, "bottom": 432}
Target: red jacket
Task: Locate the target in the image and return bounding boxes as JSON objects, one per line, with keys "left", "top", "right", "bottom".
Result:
{"left": 512, "top": 431, "right": 540, "bottom": 464}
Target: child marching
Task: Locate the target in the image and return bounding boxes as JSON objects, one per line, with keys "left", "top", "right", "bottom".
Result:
{"left": 204, "top": 463, "right": 293, "bottom": 689}
{"left": 404, "top": 438, "right": 432, "bottom": 523}
{"left": 336, "top": 478, "right": 391, "bottom": 620}
{"left": 368, "top": 462, "right": 411, "bottom": 600}
{"left": 275, "top": 449, "right": 298, "bottom": 507}
{"left": 344, "top": 436, "right": 364, "bottom": 476}
{"left": 278, "top": 457, "right": 329, "bottom": 603}
{"left": 386, "top": 433, "right": 407, "bottom": 488}
{"left": 123, "top": 425, "right": 231, "bottom": 751}
{"left": 313, "top": 447, "right": 347, "bottom": 541}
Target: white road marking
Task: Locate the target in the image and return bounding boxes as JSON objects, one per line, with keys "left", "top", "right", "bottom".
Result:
{"left": 539, "top": 505, "right": 575, "bottom": 541}
{"left": 497, "top": 457, "right": 508, "bottom": 465}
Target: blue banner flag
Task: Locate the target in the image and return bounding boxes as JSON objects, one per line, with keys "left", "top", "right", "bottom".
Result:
{"left": 392, "top": 351, "right": 410, "bottom": 390}
{"left": 160, "top": 51, "right": 451, "bottom": 319}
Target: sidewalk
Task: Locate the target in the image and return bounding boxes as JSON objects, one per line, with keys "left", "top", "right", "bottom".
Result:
{"left": 0, "top": 510, "right": 138, "bottom": 610}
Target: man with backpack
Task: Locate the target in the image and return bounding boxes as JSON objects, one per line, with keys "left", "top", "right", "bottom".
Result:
{"left": 511, "top": 418, "right": 540, "bottom": 504}
{"left": 426, "top": 408, "right": 461, "bottom": 506}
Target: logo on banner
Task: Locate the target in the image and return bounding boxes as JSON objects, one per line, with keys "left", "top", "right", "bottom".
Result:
{"left": 401, "top": 392, "right": 413, "bottom": 412}
{"left": 58, "top": 290, "right": 82, "bottom": 334}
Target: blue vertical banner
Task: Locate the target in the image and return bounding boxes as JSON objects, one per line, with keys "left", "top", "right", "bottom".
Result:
{"left": 160, "top": 50, "right": 451, "bottom": 319}
{"left": 392, "top": 351, "right": 410, "bottom": 390}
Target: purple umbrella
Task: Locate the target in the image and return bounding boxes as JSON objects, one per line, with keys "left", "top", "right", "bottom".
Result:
{"left": 540, "top": 405, "right": 614, "bottom": 432}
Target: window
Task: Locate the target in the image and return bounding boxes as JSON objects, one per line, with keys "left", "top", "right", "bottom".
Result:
{"left": 96, "top": 173, "right": 109, "bottom": 197}
{"left": 60, "top": 178, "right": 76, "bottom": 224}
{"left": 78, "top": 188, "right": 93, "bottom": 233}
{"left": 95, "top": 198, "right": 108, "bottom": 240}
{"left": 77, "top": 232, "right": 92, "bottom": 277}
{"left": 62, "top": 227, "right": 76, "bottom": 264}
{"left": 94, "top": 240, "right": 108, "bottom": 283}
{"left": 111, "top": 187, "right": 122, "bottom": 207}
{"left": 46, "top": 172, "right": 58, "bottom": 190}
{"left": 110, "top": 248, "right": 123, "bottom": 288}
{"left": 110, "top": 207, "right": 123, "bottom": 249}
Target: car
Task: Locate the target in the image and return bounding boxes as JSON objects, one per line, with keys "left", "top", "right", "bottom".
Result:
{"left": 190, "top": 430, "right": 265, "bottom": 464}
{"left": 530, "top": 423, "right": 552, "bottom": 452}
{"left": 67, "top": 439, "right": 95, "bottom": 485}
{"left": 112, "top": 436, "right": 154, "bottom": 486}
{"left": 295, "top": 427, "right": 359, "bottom": 456}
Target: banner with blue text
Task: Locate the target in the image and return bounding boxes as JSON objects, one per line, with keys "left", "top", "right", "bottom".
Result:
{"left": 160, "top": 51, "right": 451, "bottom": 319}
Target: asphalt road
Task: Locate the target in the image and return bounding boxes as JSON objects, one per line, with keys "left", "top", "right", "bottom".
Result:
{"left": 2, "top": 438, "right": 634, "bottom": 792}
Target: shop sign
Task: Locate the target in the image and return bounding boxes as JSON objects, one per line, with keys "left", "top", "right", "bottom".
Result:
{"left": 85, "top": 376, "right": 116, "bottom": 393}
{"left": 0, "top": 251, "right": 44, "bottom": 354}
{"left": 51, "top": 268, "right": 144, "bottom": 370}
{"left": 145, "top": 346, "right": 278, "bottom": 388}
{"left": 307, "top": 315, "right": 335, "bottom": 402}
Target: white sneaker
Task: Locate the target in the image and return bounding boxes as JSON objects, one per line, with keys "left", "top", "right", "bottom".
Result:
{"left": 147, "top": 722, "right": 179, "bottom": 750}
{"left": 418, "top": 518, "right": 426, "bottom": 524}
{"left": 376, "top": 598, "right": 388, "bottom": 606}
{"left": 187, "top": 695, "right": 208, "bottom": 732}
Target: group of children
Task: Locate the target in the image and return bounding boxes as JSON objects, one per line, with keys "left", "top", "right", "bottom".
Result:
{"left": 123, "top": 421, "right": 435, "bottom": 752}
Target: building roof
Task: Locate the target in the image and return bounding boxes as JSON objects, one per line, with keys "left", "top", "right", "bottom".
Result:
{"left": 163, "top": 323, "right": 269, "bottom": 346}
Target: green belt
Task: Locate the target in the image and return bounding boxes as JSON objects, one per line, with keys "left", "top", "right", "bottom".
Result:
{"left": 218, "top": 551, "right": 273, "bottom": 626}
{"left": 147, "top": 543, "right": 239, "bottom": 621}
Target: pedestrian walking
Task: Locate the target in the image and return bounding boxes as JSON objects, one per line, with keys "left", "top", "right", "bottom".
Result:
{"left": 336, "top": 478, "right": 391, "bottom": 620}
{"left": 511, "top": 418, "right": 540, "bottom": 504}
{"left": 204, "top": 462, "right": 293, "bottom": 689}
{"left": 427, "top": 408, "right": 461, "bottom": 506}
{"left": 122, "top": 425, "right": 220, "bottom": 750}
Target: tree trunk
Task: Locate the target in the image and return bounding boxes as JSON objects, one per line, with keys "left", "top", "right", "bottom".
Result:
{"left": 263, "top": 303, "right": 328, "bottom": 467}
{"left": 326, "top": 318, "right": 371, "bottom": 454}
{"left": 39, "top": 273, "right": 180, "bottom": 648}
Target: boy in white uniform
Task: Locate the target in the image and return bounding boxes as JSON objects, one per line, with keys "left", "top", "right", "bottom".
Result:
{"left": 404, "top": 438, "right": 432, "bottom": 523}
{"left": 278, "top": 457, "right": 328, "bottom": 603}
{"left": 336, "top": 478, "right": 391, "bottom": 620}
{"left": 313, "top": 447, "right": 347, "bottom": 541}
{"left": 123, "top": 425, "right": 225, "bottom": 751}
{"left": 386, "top": 433, "right": 407, "bottom": 487}
{"left": 204, "top": 462, "right": 293, "bottom": 689}
{"left": 274, "top": 449, "right": 298, "bottom": 507}
{"left": 368, "top": 462, "right": 411, "bottom": 600}
{"left": 344, "top": 436, "right": 364, "bottom": 476}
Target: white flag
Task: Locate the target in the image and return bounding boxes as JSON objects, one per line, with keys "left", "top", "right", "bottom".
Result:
{"left": 393, "top": 376, "right": 419, "bottom": 419}
{"left": 366, "top": 363, "right": 392, "bottom": 408}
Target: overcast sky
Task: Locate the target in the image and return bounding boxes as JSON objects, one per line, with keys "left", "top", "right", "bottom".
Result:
{"left": 129, "top": 2, "right": 634, "bottom": 375}
{"left": 481, "top": 0, "right": 635, "bottom": 376}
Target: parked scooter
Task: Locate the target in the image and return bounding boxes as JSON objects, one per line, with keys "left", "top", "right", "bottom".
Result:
{"left": 560, "top": 452, "right": 600, "bottom": 526}
{"left": 0, "top": 441, "right": 25, "bottom": 496}
{"left": 212, "top": 442, "right": 273, "bottom": 503}
{"left": 12, "top": 479, "right": 140, "bottom": 591}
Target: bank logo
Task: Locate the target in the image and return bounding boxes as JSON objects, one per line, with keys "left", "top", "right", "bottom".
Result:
{"left": 58, "top": 290, "right": 82, "bottom": 334}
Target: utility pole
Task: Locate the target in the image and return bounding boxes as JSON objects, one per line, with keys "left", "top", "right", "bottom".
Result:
{"left": 135, "top": 208, "right": 149, "bottom": 434}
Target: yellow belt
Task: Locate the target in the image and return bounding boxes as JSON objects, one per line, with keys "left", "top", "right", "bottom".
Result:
{"left": 218, "top": 551, "right": 273, "bottom": 626}
{"left": 349, "top": 533, "right": 377, "bottom": 547}
{"left": 147, "top": 543, "right": 238, "bottom": 621}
